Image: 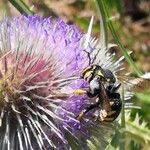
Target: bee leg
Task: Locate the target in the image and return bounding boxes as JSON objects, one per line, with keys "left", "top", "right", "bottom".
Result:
{"left": 99, "top": 109, "right": 108, "bottom": 121}
{"left": 103, "top": 117, "right": 114, "bottom": 121}
{"left": 95, "top": 109, "right": 115, "bottom": 122}
{"left": 76, "top": 110, "right": 86, "bottom": 121}
{"left": 93, "top": 109, "right": 100, "bottom": 121}
{"left": 110, "top": 83, "right": 121, "bottom": 93}
{"left": 76, "top": 101, "right": 100, "bottom": 121}
{"left": 107, "top": 110, "right": 116, "bottom": 116}
{"left": 102, "top": 111, "right": 116, "bottom": 121}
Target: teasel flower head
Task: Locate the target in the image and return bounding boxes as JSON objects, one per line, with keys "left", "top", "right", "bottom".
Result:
{"left": 0, "top": 15, "right": 132, "bottom": 150}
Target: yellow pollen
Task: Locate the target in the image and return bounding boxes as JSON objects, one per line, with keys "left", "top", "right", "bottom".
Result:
{"left": 73, "top": 89, "right": 87, "bottom": 95}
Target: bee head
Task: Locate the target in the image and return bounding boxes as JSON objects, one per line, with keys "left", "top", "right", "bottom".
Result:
{"left": 81, "top": 65, "right": 99, "bottom": 82}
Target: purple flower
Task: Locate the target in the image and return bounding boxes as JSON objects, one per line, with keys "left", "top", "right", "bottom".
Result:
{"left": 0, "top": 15, "right": 127, "bottom": 150}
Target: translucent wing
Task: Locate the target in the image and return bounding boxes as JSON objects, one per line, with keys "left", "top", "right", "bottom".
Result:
{"left": 117, "top": 74, "right": 150, "bottom": 92}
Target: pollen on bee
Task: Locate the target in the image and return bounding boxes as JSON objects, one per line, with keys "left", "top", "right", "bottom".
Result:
{"left": 73, "top": 89, "right": 87, "bottom": 95}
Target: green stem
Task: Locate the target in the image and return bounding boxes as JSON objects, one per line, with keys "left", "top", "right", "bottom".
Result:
{"left": 121, "top": 82, "right": 125, "bottom": 128}
{"left": 120, "top": 82, "right": 125, "bottom": 150}
{"left": 102, "top": 0, "right": 143, "bottom": 77}
{"left": 9, "top": 0, "right": 34, "bottom": 15}
{"left": 116, "top": 0, "right": 123, "bottom": 14}
{"left": 95, "top": 0, "right": 108, "bottom": 48}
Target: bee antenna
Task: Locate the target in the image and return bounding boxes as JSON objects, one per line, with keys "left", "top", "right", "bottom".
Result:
{"left": 83, "top": 50, "right": 92, "bottom": 65}
{"left": 91, "top": 48, "right": 101, "bottom": 64}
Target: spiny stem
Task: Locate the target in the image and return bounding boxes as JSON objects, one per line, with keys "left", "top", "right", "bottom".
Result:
{"left": 121, "top": 82, "right": 125, "bottom": 128}
{"left": 9, "top": 0, "right": 34, "bottom": 15}
{"left": 120, "top": 82, "right": 126, "bottom": 150}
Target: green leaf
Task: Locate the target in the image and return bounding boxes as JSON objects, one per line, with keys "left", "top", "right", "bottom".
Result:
{"left": 88, "top": 122, "right": 115, "bottom": 150}
{"left": 105, "top": 129, "right": 121, "bottom": 150}
{"left": 125, "top": 113, "right": 150, "bottom": 145}
{"left": 105, "top": 144, "right": 116, "bottom": 150}
{"left": 135, "top": 93, "right": 150, "bottom": 104}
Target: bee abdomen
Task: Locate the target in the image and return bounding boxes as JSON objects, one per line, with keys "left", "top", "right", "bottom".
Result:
{"left": 107, "top": 98, "right": 122, "bottom": 121}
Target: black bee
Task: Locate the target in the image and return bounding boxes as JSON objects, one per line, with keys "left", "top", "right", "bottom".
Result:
{"left": 74, "top": 64, "right": 122, "bottom": 122}
{"left": 92, "top": 83, "right": 122, "bottom": 122}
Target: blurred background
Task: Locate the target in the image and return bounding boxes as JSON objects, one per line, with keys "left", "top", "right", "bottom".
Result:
{"left": 0, "top": 0, "right": 150, "bottom": 149}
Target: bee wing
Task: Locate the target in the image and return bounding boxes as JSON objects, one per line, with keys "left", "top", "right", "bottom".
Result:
{"left": 117, "top": 74, "right": 150, "bottom": 92}
{"left": 98, "top": 83, "right": 111, "bottom": 112}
